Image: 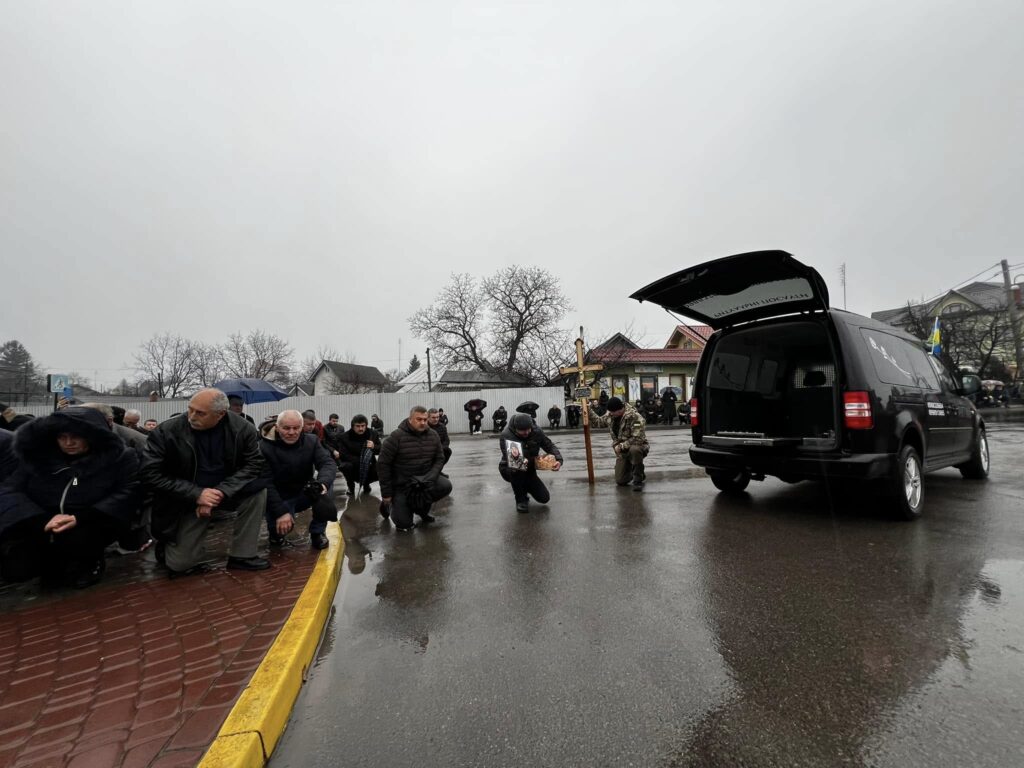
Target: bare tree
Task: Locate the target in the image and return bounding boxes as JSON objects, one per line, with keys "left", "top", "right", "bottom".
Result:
{"left": 219, "top": 330, "right": 295, "bottom": 386}
{"left": 133, "top": 333, "right": 200, "bottom": 398}
{"left": 409, "top": 273, "right": 489, "bottom": 371}
{"left": 193, "top": 343, "right": 225, "bottom": 388}
{"left": 409, "top": 268, "right": 574, "bottom": 384}
{"left": 902, "top": 303, "right": 1015, "bottom": 378}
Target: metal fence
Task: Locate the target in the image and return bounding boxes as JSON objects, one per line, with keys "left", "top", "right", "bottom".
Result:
{"left": 14, "top": 386, "right": 565, "bottom": 435}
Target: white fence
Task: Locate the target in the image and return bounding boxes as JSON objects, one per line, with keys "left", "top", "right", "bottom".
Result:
{"left": 15, "top": 387, "right": 565, "bottom": 435}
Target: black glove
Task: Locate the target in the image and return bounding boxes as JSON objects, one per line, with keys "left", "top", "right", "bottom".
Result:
{"left": 302, "top": 478, "right": 323, "bottom": 501}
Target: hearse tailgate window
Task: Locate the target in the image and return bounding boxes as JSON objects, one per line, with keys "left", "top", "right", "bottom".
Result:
{"left": 708, "top": 352, "right": 751, "bottom": 391}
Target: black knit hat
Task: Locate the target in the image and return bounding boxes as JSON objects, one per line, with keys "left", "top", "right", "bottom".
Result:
{"left": 606, "top": 396, "right": 625, "bottom": 412}
{"left": 510, "top": 413, "right": 534, "bottom": 431}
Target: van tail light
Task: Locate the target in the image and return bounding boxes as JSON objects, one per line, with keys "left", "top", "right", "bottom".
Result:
{"left": 843, "top": 391, "right": 873, "bottom": 430}
{"left": 689, "top": 398, "right": 699, "bottom": 427}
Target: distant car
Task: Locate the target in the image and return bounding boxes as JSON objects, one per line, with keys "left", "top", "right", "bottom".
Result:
{"left": 631, "top": 250, "right": 989, "bottom": 519}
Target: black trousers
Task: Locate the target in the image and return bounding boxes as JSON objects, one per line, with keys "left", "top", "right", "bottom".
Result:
{"left": 339, "top": 460, "right": 379, "bottom": 489}
{"left": 499, "top": 466, "right": 551, "bottom": 504}
{"left": 390, "top": 475, "right": 454, "bottom": 528}
{"left": 0, "top": 515, "right": 120, "bottom": 583}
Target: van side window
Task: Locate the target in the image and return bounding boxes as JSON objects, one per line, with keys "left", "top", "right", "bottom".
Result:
{"left": 860, "top": 330, "right": 920, "bottom": 387}
{"left": 927, "top": 355, "right": 958, "bottom": 392}
{"left": 908, "top": 348, "right": 941, "bottom": 392}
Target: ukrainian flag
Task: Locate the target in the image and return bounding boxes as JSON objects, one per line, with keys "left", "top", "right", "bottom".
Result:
{"left": 929, "top": 317, "right": 941, "bottom": 356}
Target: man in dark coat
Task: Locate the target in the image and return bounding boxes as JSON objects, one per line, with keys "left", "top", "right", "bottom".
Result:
{"left": 323, "top": 413, "right": 344, "bottom": 459}
{"left": 371, "top": 414, "right": 384, "bottom": 434}
{"left": 0, "top": 407, "right": 140, "bottom": 587}
{"left": 498, "top": 413, "right": 563, "bottom": 513}
{"left": 334, "top": 414, "right": 382, "bottom": 497}
{"left": 661, "top": 389, "right": 677, "bottom": 425}
{"left": 428, "top": 408, "right": 451, "bottom": 464}
{"left": 378, "top": 406, "right": 452, "bottom": 531}
{"left": 547, "top": 405, "right": 562, "bottom": 430}
{"left": 228, "top": 396, "right": 256, "bottom": 425}
{"left": 255, "top": 410, "right": 337, "bottom": 550}
{"left": 492, "top": 406, "right": 508, "bottom": 433}
{"left": 140, "top": 388, "right": 268, "bottom": 576}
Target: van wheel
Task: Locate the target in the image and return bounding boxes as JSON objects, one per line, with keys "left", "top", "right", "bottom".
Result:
{"left": 709, "top": 469, "right": 751, "bottom": 494}
{"left": 891, "top": 445, "right": 924, "bottom": 520}
{"left": 958, "top": 429, "right": 989, "bottom": 480}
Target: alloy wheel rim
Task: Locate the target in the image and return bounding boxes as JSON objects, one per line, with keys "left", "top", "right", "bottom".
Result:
{"left": 904, "top": 456, "right": 922, "bottom": 509}
{"left": 980, "top": 434, "right": 989, "bottom": 472}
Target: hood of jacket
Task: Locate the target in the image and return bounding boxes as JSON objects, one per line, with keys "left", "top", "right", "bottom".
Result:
{"left": 13, "top": 407, "right": 122, "bottom": 467}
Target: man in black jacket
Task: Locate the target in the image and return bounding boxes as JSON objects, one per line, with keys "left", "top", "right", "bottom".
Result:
{"left": 0, "top": 407, "right": 140, "bottom": 587}
{"left": 427, "top": 408, "right": 451, "bottom": 464}
{"left": 378, "top": 406, "right": 452, "bottom": 531}
{"left": 498, "top": 413, "right": 563, "bottom": 513}
{"left": 333, "top": 415, "right": 382, "bottom": 497}
{"left": 0, "top": 429, "right": 16, "bottom": 483}
{"left": 256, "top": 410, "right": 337, "bottom": 550}
{"left": 322, "top": 413, "right": 344, "bottom": 460}
{"left": 140, "top": 388, "right": 268, "bottom": 576}
{"left": 547, "top": 405, "right": 562, "bottom": 430}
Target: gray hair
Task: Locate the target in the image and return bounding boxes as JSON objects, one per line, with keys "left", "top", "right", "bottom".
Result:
{"left": 194, "top": 388, "right": 230, "bottom": 413}
{"left": 409, "top": 405, "right": 428, "bottom": 417}
{"left": 277, "top": 409, "right": 303, "bottom": 426}
{"left": 125, "top": 409, "right": 142, "bottom": 419}
{"left": 427, "top": 408, "right": 439, "bottom": 415}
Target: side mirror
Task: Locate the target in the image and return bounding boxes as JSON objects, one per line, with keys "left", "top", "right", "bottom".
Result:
{"left": 959, "top": 374, "right": 981, "bottom": 396}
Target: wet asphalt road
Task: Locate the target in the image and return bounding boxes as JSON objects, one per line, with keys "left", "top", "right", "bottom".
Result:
{"left": 272, "top": 425, "right": 1024, "bottom": 768}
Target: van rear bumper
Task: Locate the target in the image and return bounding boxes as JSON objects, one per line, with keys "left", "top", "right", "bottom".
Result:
{"left": 689, "top": 445, "right": 894, "bottom": 480}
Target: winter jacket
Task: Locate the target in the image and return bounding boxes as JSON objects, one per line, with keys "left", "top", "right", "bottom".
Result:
{"left": 589, "top": 403, "right": 649, "bottom": 454}
{"left": 255, "top": 430, "right": 336, "bottom": 521}
{"left": 115, "top": 423, "right": 149, "bottom": 458}
{"left": 377, "top": 419, "right": 445, "bottom": 497}
{"left": 140, "top": 412, "right": 263, "bottom": 542}
{"left": 334, "top": 428, "right": 382, "bottom": 464}
{"left": 429, "top": 422, "right": 450, "bottom": 448}
{"left": 0, "top": 429, "right": 15, "bottom": 483}
{"left": 547, "top": 407, "right": 562, "bottom": 422}
{"left": 498, "top": 424, "right": 563, "bottom": 472}
{"left": 0, "top": 408, "right": 140, "bottom": 537}
{"left": 323, "top": 423, "right": 345, "bottom": 454}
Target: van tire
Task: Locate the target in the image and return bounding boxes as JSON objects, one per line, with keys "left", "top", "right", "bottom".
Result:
{"left": 709, "top": 469, "right": 751, "bottom": 494}
{"left": 958, "top": 428, "right": 989, "bottom": 480}
{"left": 891, "top": 444, "right": 924, "bottom": 520}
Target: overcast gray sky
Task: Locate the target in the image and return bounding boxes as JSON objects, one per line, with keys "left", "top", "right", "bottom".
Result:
{"left": 2, "top": 0, "right": 1022, "bottom": 387}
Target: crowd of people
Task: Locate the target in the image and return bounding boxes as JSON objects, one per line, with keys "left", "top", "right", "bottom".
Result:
{"left": 0, "top": 386, "right": 663, "bottom": 590}
{"left": 0, "top": 392, "right": 462, "bottom": 588}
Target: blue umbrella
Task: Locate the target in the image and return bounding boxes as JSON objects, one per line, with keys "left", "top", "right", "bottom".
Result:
{"left": 213, "top": 378, "right": 290, "bottom": 404}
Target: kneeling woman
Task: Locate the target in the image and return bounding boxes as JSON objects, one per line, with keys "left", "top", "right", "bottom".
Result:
{"left": 0, "top": 407, "right": 140, "bottom": 588}
{"left": 498, "top": 413, "right": 563, "bottom": 513}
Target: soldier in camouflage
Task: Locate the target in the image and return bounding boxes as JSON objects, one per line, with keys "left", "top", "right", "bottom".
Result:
{"left": 588, "top": 396, "right": 649, "bottom": 491}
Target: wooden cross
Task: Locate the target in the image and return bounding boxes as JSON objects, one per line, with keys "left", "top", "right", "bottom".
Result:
{"left": 559, "top": 327, "right": 603, "bottom": 484}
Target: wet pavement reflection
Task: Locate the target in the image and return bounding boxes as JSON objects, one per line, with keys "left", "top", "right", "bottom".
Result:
{"left": 273, "top": 426, "right": 1024, "bottom": 768}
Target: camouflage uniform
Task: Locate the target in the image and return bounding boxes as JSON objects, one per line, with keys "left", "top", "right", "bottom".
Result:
{"left": 588, "top": 402, "right": 649, "bottom": 486}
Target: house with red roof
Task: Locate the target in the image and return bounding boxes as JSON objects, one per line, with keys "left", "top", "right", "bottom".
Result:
{"left": 582, "top": 325, "right": 711, "bottom": 404}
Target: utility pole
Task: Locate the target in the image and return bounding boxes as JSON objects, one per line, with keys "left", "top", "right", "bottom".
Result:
{"left": 559, "top": 326, "right": 604, "bottom": 485}
{"left": 1000, "top": 259, "right": 1024, "bottom": 380}
{"left": 398, "top": 338, "right": 402, "bottom": 376}
{"left": 839, "top": 263, "right": 847, "bottom": 310}
{"left": 426, "top": 348, "right": 432, "bottom": 392}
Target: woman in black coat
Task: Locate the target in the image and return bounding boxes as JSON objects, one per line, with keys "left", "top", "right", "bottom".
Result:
{"left": 0, "top": 407, "right": 140, "bottom": 588}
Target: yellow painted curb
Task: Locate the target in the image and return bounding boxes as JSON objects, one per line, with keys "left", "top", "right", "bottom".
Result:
{"left": 198, "top": 522, "right": 344, "bottom": 768}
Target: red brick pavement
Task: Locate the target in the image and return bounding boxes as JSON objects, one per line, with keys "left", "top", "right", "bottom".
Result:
{"left": 0, "top": 542, "right": 319, "bottom": 768}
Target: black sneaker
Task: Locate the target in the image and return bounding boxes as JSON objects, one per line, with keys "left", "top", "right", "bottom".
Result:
{"left": 268, "top": 534, "right": 294, "bottom": 549}
{"left": 418, "top": 513, "right": 435, "bottom": 525}
{"left": 226, "top": 555, "right": 271, "bottom": 571}
{"left": 632, "top": 478, "right": 645, "bottom": 492}
{"left": 515, "top": 500, "right": 529, "bottom": 513}
{"left": 310, "top": 532, "right": 329, "bottom": 550}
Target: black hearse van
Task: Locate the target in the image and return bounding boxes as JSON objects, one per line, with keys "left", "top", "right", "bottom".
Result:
{"left": 631, "top": 250, "right": 989, "bottom": 519}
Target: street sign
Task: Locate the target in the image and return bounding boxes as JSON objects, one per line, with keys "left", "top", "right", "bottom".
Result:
{"left": 49, "top": 374, "right": 70, "bottom": 394}
{"left": 573, "top": 386, "right": 592, "bottom": 399}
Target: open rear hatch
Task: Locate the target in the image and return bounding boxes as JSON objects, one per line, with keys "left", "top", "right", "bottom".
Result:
{"left": 630, "top": 250, "right": 830, "bottom": 329}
